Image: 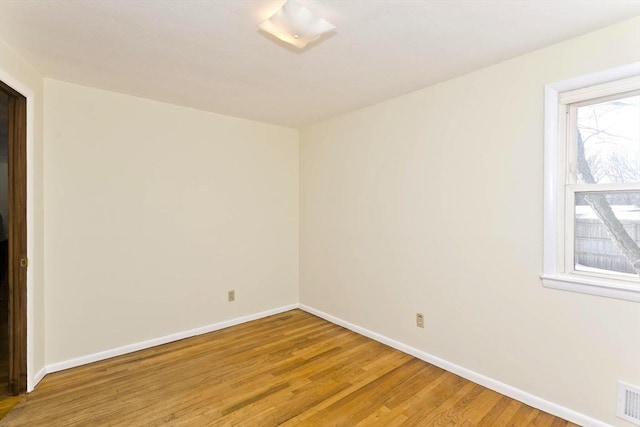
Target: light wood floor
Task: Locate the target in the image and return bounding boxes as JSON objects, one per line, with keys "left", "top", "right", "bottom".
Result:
{"left": 0, "top": 397, "right": 19, "bottom": 423}
{"left": 0, "top": 310, "right": 577, "bottom": 426}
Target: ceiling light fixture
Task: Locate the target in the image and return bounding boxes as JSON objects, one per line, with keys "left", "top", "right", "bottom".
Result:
{"left": 258, "top": 0, "right": 335, "bottom": 49}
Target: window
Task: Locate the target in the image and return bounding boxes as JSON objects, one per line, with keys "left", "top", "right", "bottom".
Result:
{"left": 542, "top": 63, "right": 640, "bottom": 302}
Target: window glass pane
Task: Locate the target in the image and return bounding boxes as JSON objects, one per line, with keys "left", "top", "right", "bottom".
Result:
{"left": 576, "top": 95, "right": 640, "bottom": 184}
{"left": 575, "top": 191, "right": 640, "bottom": 276}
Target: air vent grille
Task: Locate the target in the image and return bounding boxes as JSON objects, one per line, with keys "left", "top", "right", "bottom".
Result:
{"left": 618, "top": 381, "right": 640, "bottom": 425}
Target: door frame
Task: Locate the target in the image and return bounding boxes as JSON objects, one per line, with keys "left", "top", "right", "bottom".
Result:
{"left": 0, "top": 79, "right": 27, "bottom": 395}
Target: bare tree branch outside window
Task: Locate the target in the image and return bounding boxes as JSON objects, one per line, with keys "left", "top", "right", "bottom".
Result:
{"left": 576, "top": 132, "right": 640, "bottom": 274}
{"left": 575, "top": 95, "right": 640, "bottom": 275}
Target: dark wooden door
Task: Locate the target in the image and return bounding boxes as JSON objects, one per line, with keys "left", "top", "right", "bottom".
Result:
{"left": 0, "top": 80, "right": 27, "bottom": 395}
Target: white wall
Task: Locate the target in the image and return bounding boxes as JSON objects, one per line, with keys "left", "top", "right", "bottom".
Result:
{"left": 0, "top": 39, "right": 46, "bottom": 389}
{"left": 43, "top": 79, "right": 299, "bottom": 364}
{"left": 300, "top": 17, "right": 640, "bottom": 427}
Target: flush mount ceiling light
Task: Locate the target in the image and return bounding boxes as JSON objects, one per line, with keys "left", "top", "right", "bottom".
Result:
{"left": 258, "top": 0, "right": 335, "bottom": 48}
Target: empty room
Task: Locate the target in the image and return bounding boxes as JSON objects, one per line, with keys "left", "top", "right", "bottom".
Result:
{"left": 0, "top": 0, "right": 639, "bottom": 426}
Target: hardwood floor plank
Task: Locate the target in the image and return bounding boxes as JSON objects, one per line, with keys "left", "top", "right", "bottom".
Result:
{"left": 507, "top": 403, "right": 535, "bottom": 426}
{"left": 0, "top": 397, "right": 20, "bottom": 423}
{"left": 475, "top": 395, "right": 512, "bottom": 426}
{"left": 411, "top": 382, "right": 484, "bottom": 426}
{"left": 530, "top": 411, "right": 557, "bottom": 426}
{"left": 383, "top": 363, "right": 445, "bottom": 409}
{"left": 397, "top": 372, "right": 469, "bottom": 425}
{"left": 302, "top": 358, "right": 426, "bottom": 425}
{"left": 0, "top": 310, "right": 575, "bottom": 426}
{"left": 489, "top": 399, "right": 526, "bottom": 426}
{"left": 461, "top": 388, "right": 505, "bottom": 425}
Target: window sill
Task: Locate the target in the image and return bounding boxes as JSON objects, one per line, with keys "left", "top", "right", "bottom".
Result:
{"left": 541, "top": 274, "right": 639, "bottom": 302}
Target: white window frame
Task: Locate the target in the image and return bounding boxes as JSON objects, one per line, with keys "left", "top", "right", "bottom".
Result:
{"left": 542, "top": 62, "right": 640, "bottom": 303}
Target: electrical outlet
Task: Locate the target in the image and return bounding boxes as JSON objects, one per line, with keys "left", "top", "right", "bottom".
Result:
{"left": 416, "top": 313, "right": 424, "bottom": 328}
{"left": 228, "top": 290, "right": 235, "bottom": 302}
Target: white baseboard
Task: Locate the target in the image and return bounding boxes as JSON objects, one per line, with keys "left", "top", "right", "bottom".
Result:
{"left": 44, "top": 304, "right": 299, "bottom": 375}
{"left": 30, "top": 366, "right": 48, "bottom": 392}
{"left": 299, "top": 304, "right": 610, "bottom": 427}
